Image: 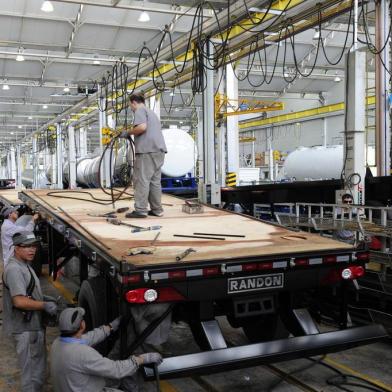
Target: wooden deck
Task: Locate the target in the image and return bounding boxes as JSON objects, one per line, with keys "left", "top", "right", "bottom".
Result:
{"left": 21, "top": 189, "right": 353, "bottom": 268}
{"left": 0, "top": 189, "right": 23, "bottom": 206}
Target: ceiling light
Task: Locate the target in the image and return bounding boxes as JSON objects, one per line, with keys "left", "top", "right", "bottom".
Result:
{"left": 41, "top": 1, "right": 54, "bottom": 12}
{"left": 138, "top": 11, "right": 150, "bottom": 22}
{"left": 10, "top": 132, "right": 14, "bottom": 135}
{"left": 2, "top": 84, "right": 9, "bottom": 90}
{"left": 93, "top": 58, "right": 101, "bottom": 65}
{"left": 313, "top": 29, "right": 320, "bottom": 40}
{"left": 169, "top": 91, "right": 175, "bottom": 96}
{"left": 18, "top": 125, "right": 22, "bottom": 129}
{"left": 43, "top": 104, "right": 48, "bottom": 109}
{"left": 28, "top": 116, "right": 33, "bottom": 119}
{"left": 15, "top": 51, "right": 24, "bottom": 61}
{"left": 283, "top": 71, "right": 289, "bottom": 78}
{"left": 334, "top": 75, "right": 342, "bottom": 82}
{"left": 63, "top": 85, "right": 70, "bottom": 93}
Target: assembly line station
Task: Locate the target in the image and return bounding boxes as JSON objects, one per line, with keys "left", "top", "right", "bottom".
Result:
{"left": 0, "top": 1, "right": 391, "bottom": 392}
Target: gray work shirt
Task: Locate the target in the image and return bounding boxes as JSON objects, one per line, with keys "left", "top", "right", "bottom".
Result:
{"left": 1, "top": 217, "right": 35, "bottom": 266}
{"left": 133, "top": 106, "right": 167, "bottom": 154}
{"left": 2, "top": 256, "right": 43, "bottom": 335}
{"left": 50, "top": 326, "right": 139, "bottom": 392}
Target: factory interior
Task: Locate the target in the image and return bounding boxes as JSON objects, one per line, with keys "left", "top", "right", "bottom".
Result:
{"left": 0, "top": 0, "right": 391, "bottom": 391}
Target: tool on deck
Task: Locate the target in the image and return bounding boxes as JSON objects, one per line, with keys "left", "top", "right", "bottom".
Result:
{"left": 176, "top": 248, "right": 196, "bottom": 261}
{"left": 182, "top": 199, "right": 204, "bottom": 214}
{"left": 193, "top": 232, "right": 246, "bottom": 238}
{"left": 88, "top": 212, "right": 117, "bottom": 218}
{"left": 151, "top": 232, "right": 161, "bottom": 246}
{"left": 106, "top": 217, "right": 161, "bottom": 233}
{"left": 88, "top": 207, "right": 129, "bottom": 218}
{"left": 173, "top": 234, "right": 225, "bottom": 240}
{"left": 127, "top": 247, "right": 156, "bottom": 256}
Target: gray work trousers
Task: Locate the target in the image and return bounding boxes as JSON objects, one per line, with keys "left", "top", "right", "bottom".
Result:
{"left": 134, "top": 152, "right": 165, "bottom": 215}
{"left": 12, "top": 330, "right": 46, "bottom": 392}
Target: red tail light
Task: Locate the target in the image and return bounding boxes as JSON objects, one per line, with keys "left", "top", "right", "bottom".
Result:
{"left": 324, "top": 255, "right": 337, "bottom": 263}
{"left": 341, "top": 265, "right": 365, "bottom": 280}
{"left": 259, "top": 262, "right": 273, "bottom": 270}
{"left": 295, "top": 258, "right": 309, "bottom": 266}
{"left": 355, "top": 252, "right": 370, "bottom": 261}
{"left": 243, "top": 263, "right": 258, "bottom": 271}
{"left": 125, "top": 287, "right": 185, "bottom": 303}
{"left": 203, "top": 266, "right": 220, "bottom": 276}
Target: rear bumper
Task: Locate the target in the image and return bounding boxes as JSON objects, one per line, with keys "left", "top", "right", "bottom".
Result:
{"left": 144, "top": 324, "right": 388, "bottom": 379}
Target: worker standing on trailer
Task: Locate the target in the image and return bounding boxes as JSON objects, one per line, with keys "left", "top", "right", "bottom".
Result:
{"left": 2, "top": 232, "right": 58, "bottom": 392}
{"left": 120, "top": 93, "right": 167, "bottom": 218}
{"left": 1, "top": 206, "right": 39, "bottom": 267}
{"left": 50, "top": 307, "right": 163, "bottom": 392}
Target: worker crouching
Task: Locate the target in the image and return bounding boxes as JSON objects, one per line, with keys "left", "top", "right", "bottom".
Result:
{"left": 50, "top": 307, "right": 163, "bottom": 392}
{"left": 2, "top": 232, "right": 58, "bottom": 392}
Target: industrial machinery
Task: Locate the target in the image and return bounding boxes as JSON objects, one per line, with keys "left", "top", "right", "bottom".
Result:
{"left": 44, "top": 127, "right": 198, "bottom": 194}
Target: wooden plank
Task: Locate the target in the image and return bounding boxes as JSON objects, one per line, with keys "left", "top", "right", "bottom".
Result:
{"left": 0, "top": 189, "right": 22, "bottom": 206}
{"left": 21, "top": 189, "right": 353, "bottom": 268}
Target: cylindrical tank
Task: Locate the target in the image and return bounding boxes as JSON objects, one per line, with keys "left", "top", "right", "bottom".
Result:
{"left": 161, "top": 128, "right": 197, "bottom": 177}
{"left": 21, "top": 169, "right": 49, "bottom": 188}
{"left": 48, "top": 128, "right": 197, "bottom": 188}
{"left": 279, "top": 145, "right": 343, "bottom": 181}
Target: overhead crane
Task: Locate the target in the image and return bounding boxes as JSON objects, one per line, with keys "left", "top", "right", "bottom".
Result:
{"left": 22, "top": 0, "right": 356, "bottom": 138}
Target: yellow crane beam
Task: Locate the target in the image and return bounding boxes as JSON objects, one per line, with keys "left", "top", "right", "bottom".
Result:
{"left": 239, "top": 96, "right": 376, "bottom": 130}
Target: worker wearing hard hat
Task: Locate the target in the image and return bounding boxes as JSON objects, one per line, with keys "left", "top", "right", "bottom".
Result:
{"left": 2, "top": 232, "right": 58, "bottom": 392}
{"left": 120, "top": 93, "right": 167, "bottom": 219}
{"left": 1, "top": 206, "right": 39, "bottom": 267}
{"left": 50, "top": 307, "right": 162, "bottom": 392}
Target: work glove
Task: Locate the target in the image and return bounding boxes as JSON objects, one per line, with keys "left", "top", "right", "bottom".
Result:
{"left": 43, "top": 301, "right": 58, "bottom": 316}
{"left": 118, "top": 130, "right": 129, "bottom": 139}
{"left": 109, "top": 316, "right": 122, "bottom": 332}
{"left": 139, "top": 352, "right": 163, "bottom": 365}
{"left": 43, "top": 295, "right": 57, "bottom": 302}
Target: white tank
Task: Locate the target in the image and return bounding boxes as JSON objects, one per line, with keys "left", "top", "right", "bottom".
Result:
{"left": 161, "top": 128, "right": 197, "bottom": 177}
{"left": 279, "top": 145, "right": 343, "bottom": 181}
{"left": 46, "top": 128, "right": 197, "bottom": 187}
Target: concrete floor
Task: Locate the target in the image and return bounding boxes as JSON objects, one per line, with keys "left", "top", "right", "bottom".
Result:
{"left": 1, "top": 265, "right": 392, "bottom": 392}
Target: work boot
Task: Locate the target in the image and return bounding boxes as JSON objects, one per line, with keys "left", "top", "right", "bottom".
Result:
{"left": 125, "top": 211, "right": 147, "bottom": 218}
{"left": 148, "top": 210, "right": 164, "bottom": 217}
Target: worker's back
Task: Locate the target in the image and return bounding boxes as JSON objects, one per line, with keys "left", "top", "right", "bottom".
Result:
{"left": 50, "top": 337, "right": 106, "bottom": 392}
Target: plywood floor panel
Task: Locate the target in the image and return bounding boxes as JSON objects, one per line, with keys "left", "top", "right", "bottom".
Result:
{"left": 21, "top": 189, "right": 353, "bottom": 268}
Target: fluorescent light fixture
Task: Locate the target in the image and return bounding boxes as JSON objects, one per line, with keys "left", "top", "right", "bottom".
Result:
{"left": 93, "top": 59, "right": 100, "bottom": 65}
{"left": 10, "top": 132, "right": 14, "bottom": 135}
{"left": 170, "top": 92, "right": 175, "bottom": 96}
{"left": 43, "top": 104, "right": 48, "bottom": 109}
{"left": 138, "top": 11, "right": 150, "bottom": 22}
{"left": 283, "top": 71, "right": 289, "bottom": 78}
{"left": 18, "top": 125, "right": 22, "bottom": 129}
{"left": 63, "top": 86, "right": 70, "bottom": 93}
{"left": 28, "top": 116, "right": 33, "bottom": 119}
{"left": 334, "top": 75, "right": 342, "bottom": 82}
{"left": 41, "top": 1, "right": 54, "bottom": 12}
{"left": 313, "top": 29, "right": 320, "bottom": 40}
{"left": 2, "top": 84, "right": 9, "bottom": 90}
{"left": 16, "top": 51, "right": 25, "bottom": 62}
{"left": 249, "top": 7, "right": 283, "bottom": 15}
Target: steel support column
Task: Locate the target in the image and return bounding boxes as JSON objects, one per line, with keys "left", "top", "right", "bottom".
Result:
{"left": 16, "top": 145, "right": 22, "bottom": 188}
{"left": 202, "top": 41, "right": 216, "bottom": 185}
{"left": 217, "top": 68, "right": 226, "bottom": 186}
{"left": 10, "top": 146, "right": 17, "bottom": 184}
{"left": 149, "top": 94, "right": 161, "bottom": 119}
{"left": 375, "top": 0, "right": 391, "bottom": 175}
{"left": 68, "top": 125, "right": 77, "bottom": 189}
{"left": 99, "top": 88, "right": 110, "bottom": 187}
{"left": 56, "top": 123, "right": 63, "bottom": 189}
{"left": 32, "top": 137, "right": 38, "bottom": 189}
{"left": 226, "top": 63, "right": 239, "bottom": 185}
{"left": 78, "top": 126, "right": 88, "bottom": 158}
{"left": 344, "top": 50, "right": 366, "bottom": 204}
